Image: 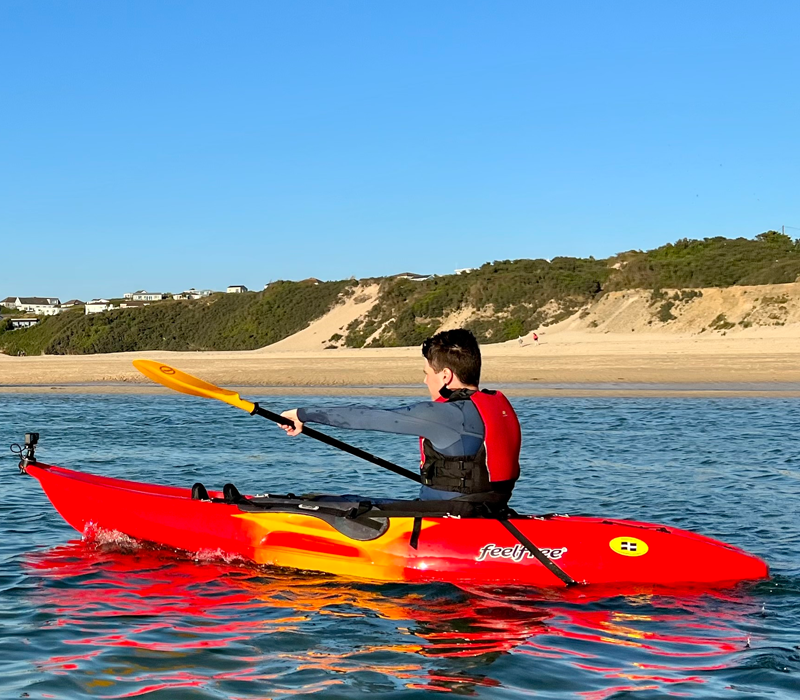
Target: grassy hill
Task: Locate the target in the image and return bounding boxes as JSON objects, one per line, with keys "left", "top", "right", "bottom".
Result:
{"left": 3, "top": 231, "right": 800, "bottom": 355}
{"left": 0, "top": 280, "right": 353, "bottom": 356}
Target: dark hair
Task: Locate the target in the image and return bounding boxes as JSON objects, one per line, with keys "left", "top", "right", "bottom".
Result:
{"left": 422, "top": 329, "right": 481, "bottom": 386}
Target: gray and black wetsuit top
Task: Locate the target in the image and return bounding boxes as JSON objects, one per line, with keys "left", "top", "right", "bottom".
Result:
{"left": 297, "top": 397, "right": 484, "bottom": 500}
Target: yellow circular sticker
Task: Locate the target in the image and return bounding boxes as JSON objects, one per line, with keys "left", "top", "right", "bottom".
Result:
{"left": 609, "top": 536, "right": 649, "bottom": 557}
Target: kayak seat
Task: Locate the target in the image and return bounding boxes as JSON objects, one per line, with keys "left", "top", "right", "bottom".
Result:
{"left": 223, "top": 483, "right": 247, "bottom": 504}
{"left": 191, "top": 482, "right": 210, "bottom": 501}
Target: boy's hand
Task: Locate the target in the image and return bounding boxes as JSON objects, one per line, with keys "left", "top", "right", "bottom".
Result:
{"left": 279, "top": 409, "right": 304, "bottom": 436}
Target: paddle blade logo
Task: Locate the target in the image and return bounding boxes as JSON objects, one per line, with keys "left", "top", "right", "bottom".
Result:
{"left": 609, "top": 536, "right": 649, "bottom": 557}
{"left": 159, "top": 366, "right": 176, "bottom": 375}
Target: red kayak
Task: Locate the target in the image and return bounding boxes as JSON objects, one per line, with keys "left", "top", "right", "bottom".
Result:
{"left": 22, "top": 459, "right": 769, "bottom": 588}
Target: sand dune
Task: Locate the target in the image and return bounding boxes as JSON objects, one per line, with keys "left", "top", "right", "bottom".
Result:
{"left": 257, "top": 284, "right": 380, "bottom": 352}
{"left": 550, "top": 281, "right": 800, "bottom": 336}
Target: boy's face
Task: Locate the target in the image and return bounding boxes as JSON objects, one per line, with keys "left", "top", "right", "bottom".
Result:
{"left": 423, "top": 359, "right": 452, "bottom": 400}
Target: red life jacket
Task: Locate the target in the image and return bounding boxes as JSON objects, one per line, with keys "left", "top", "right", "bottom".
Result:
{"left": 419, "top": 389, "right": 521, "bottom": 500}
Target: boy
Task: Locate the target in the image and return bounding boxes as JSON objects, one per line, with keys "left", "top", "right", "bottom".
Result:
{"left": 280, "top": 329, "right": 521, "bottom": 504}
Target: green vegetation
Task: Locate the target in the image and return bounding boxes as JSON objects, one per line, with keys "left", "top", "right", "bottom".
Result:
{"left": 0, "top": 305, "right": 23, "bottom": 316}
{"left": 651, "top": 289, "right": 703, "bottom": 324}
{"left": 0, "top": 280, "right": 352, "bottom": 356}
{"left": 346, "top": 257, "right": 609, "bottom": 346}
{"left": 658, "top": 301, "right": 676, "bottom": 323}
{"left": 607, "top": 231, "right": 800, "bottom": 290}
{"left": 3, "top": 230, "right": 799, "bottom": 354}
{"left": 760, "top": 294, "right": 789, "bottom": 305}
{"left": 709, "top": 314, "right": 735, "bottom": 331}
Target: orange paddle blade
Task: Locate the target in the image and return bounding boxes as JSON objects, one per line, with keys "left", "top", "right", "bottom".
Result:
{"left": 133, "top": 360, "right": 255, "bottom": 413}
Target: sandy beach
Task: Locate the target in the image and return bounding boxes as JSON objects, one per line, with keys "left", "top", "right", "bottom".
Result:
{"left": 2, "top": 326, "right": 800, "bottom": 397}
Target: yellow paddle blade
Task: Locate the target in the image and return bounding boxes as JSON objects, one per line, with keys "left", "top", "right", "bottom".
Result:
{"left": 133, "top": 360, "right": 256, "bottom": 413}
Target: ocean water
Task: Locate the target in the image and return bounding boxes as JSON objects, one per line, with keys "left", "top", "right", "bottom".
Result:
{"left": 1, "top": 393, "right": 798, "bottom": 699}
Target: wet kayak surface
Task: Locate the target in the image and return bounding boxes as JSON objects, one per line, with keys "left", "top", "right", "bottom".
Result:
{"left": 2, "top": 394, "right": 799, "bottom": 699}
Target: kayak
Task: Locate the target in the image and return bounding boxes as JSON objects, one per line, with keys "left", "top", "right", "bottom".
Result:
{"left": 23, "top": 460, "right": 769, "bottom": 588}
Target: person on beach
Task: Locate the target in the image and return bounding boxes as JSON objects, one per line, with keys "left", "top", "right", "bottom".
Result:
{"left": 279, "top": 328, "right": 522, "bottom": 504}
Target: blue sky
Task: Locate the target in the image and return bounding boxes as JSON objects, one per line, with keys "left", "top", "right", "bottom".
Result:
{"left": 2, "top": 1, "right": 798, "bottom": 300}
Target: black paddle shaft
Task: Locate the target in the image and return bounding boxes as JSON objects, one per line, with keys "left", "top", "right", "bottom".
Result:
{"left": 250, "top": 403, "right": 422, "bottom": 484}
{"left": 500, "top": 519, "right": 579, "bottom": 587}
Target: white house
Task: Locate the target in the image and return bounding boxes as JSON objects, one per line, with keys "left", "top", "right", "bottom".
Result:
{"left": 132, "top": 291, "right": 169, "bottom": 301}
{"left": 85, "top": 299, "right": 114, "bottom": 315}
{"left": 61, "top": 299, "right": 84, "bottom": 308}
{"left": 173, "top": 288, "right": 213, "bottom": 300}
{"left": 227, "top": 285, "right": 248, "bottom": 293}
{"left": 455, "top": 268, "right": 477, "bottom": 275}
{"left": 5, "top": 297, "right": 63, "bottom": 315}
{"left": 124, "top": 290, "right": 168, "bottom": 301}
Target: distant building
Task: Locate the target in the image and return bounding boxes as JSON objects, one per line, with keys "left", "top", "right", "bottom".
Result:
{"left": 8, "top": 317, "right": 40, "bottom": 330}
{"left": 119, "top": 300, "right": 151, "bottom": 309}
{"left": 173, "top": 288, "right": 213, "bottom": 300}
{"left": 85, "top": 299, "right": 114, "bottom": 315}
{"left": 61, "top": 299, "right": 84, "bottom": 308}
{"left": 455, "top": 268, "right": 477, "bottom": 275}
{"left": 393, "top": 272, "right": 432, "bottom": 282}
{"left": 227, "top": 285, "right": 248, "bottom": 293}
{"left": 124, "top": 290, "right": 169, "bottom": 301}
{"left": 132, "top": 291, "right": 169, "bottom": 301}
{"left": 300, "top": 278, "right": 322, "bottom": 285}
{"left": 4, "top": 297, "right": 63, "bottom": 315}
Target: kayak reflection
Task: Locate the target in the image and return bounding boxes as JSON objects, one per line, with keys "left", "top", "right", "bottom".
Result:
{"left": 23, "top": 538, "right": 761, "bottom": 698}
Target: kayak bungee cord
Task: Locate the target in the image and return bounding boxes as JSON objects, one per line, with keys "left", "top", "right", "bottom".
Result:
{"left": 132, "top": 359, "right": 580, "bottom": 587}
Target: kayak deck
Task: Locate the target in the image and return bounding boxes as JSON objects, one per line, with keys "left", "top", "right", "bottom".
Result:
{"left": 24, "top": 462, "right": 769, "bottom": 587}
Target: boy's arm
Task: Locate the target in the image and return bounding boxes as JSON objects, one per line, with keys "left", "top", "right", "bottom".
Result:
{"left": 296, "top": 403, "right": 463, "bottom": 445}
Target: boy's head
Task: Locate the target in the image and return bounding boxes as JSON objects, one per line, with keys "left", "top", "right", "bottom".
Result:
{"left": 421, "top": 329, "right": 481, "bottom": 398}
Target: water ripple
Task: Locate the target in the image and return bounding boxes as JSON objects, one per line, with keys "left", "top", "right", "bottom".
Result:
{"left": 1, "top": 394, "right": 799, "bottom": 698}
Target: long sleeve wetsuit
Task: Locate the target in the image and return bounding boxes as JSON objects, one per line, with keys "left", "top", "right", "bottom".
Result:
{"left": 297, "top": 401, "right": 484, "bottom": 500}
